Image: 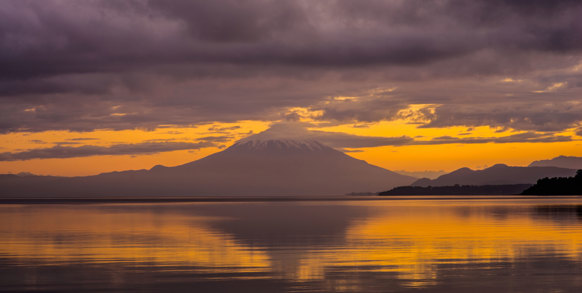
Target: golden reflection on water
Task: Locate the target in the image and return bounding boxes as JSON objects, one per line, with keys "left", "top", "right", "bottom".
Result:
{"left": 296, "top": 200, "right": 582, "bottom": 287}
{"left": 1, "top": 198, "right": 582, "bottom": 291}
{"left": 0, "top": 204, "right": 271, "bottom": 273}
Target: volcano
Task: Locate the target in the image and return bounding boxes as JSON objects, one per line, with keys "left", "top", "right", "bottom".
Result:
{"left": 0, "top": 138, "right": 415, "bottom": 197}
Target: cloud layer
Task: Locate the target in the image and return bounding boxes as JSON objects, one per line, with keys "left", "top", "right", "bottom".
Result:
{"left": 0, "top": 122, "right": 576, "bottom": 161}
{"left": 1, "top": 0, "right": 582, "bottom": 133}
{"left": 0, "top": 141, "right": 215, "bottom": 161}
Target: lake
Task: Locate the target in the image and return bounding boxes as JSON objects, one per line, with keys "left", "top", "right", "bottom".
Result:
{"left": 1, "top": 196, "right": 582, "bottom": 292}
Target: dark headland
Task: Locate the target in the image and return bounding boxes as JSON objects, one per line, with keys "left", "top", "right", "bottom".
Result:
{"left": 521, "top": 170, "right": 582, "bottom": 195}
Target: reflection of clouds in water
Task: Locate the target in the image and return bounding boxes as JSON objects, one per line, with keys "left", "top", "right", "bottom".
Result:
{"left": 0, "top": 204, "right": 271, "bottom": 271}
{"left": 290, "top": 202, "right": 582, "bottom": 288}
{"left": 1, "top": 200, "right": 582, "bottom": 292}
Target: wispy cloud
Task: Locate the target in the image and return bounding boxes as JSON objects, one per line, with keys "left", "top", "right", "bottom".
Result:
{"left": 245, "top": 123, "right": 413, "bottom": 149}
{"left": 0, "top": 141, "right": 216, "bottom": 161}
{"left": 419, "top": 132, "right": 572, "bottom": 145}
{"left": 246, "top": 123, "right": 574, "bottom": 150}
{"left": 533, "top": 82, "right": 567, "bottom": 93}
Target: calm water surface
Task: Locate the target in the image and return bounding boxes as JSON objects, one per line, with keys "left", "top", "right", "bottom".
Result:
{"left": 2, "top": 197, "right": 582, "bottom": 292}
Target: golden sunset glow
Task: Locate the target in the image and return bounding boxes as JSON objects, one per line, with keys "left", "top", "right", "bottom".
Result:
{"left": 0, "top": 121, "right": 270, "bottom": 176}
{"left": 3, "top": 1, "right": 582, "bottom": 292}
{"left": 2, "top": 114, "right": 580, "bottom": 176}
{"left": 1, "top": 1, "right": 581, "bottom": 179}
{"left": 0, "top": 204, "right": 271, "bottom": 270}
{"left": 294, "top": 200, "right": 582, "bottom": 287}
{"left": 2, "top": 200, "right": 582, "bottom": 290}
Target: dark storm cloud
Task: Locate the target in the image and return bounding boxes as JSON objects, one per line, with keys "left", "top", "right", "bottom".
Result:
{"left": 5, "top": 0, "right": 581, "bottom": 79}
{"left": 1, "top": 0, "right": 582, "bottom": 132}
{"left": 311, "top": 96, "right": 408, "bottom": 123}
{"left": 312, "top": 79, "right": 582, "bottom": 131}
{"left": 423, "top": 101, "right": 582, "bottom": 132}
{"left": 0, "top": 141, "right": 216, "bottom": 161}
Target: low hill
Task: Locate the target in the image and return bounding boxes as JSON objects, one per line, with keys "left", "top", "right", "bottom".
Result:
{"left": 379, "top": 184, "right": 532, "bottom": 196}
{"left": 412, "top": 164, "right": 577, "bottom": 187}
{"left": 521, "top": 170, "right": 582, "bottom": 195}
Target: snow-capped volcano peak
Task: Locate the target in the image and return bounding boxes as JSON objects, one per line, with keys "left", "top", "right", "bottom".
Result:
{"left": 230, "top": 122, "right": 333, "bottom": 153}
{"left": 229, "top": 138, "right": 330, "bottom": 153}
{"left": 241, "top": 122, "right": 313, "bottom": 141}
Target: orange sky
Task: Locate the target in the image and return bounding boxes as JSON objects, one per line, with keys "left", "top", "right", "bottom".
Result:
{"left": 2, "top": 1, "right": 582, "bottom": 178}
{"left": 1, "top": 113, "right": 580, "bottom": 177}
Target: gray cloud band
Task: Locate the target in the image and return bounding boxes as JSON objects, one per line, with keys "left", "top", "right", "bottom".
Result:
{"left": 0, "top": 141, "right": 216, "bottom": 161}
{"left": 0, "top": 130, "right": 572, "bottom": 161}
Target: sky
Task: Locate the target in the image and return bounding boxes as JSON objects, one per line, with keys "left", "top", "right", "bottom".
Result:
{"left": 1, "top": 0, "right": 582, "bottom": 176}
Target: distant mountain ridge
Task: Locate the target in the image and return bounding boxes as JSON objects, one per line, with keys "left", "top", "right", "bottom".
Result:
{"left": 0, "top": 137, "right": 415, "bottom": 197}
{"left": 380, "top": 184, "right": 532, "bottom": 196}
{"left": 412, "top": 164, "right": 577, "bottom": 187}
{"left": 529, "top": 156, "right": 582, "bottom": 169}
